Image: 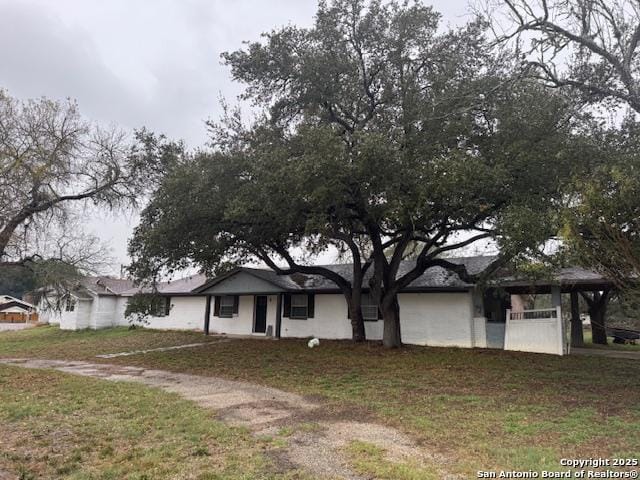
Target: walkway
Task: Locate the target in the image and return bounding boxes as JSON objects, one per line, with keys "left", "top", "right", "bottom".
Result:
{"left": 95, "top": 341, "right": 223, "bottom": 358}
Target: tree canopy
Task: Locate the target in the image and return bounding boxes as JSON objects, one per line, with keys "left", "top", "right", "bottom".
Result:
{"left": 487, "top": 0, "right": 640, "bottom": 306}
{"left": 563, "top": 117, "right": 640, "bottom": 292}
{"left": 130, "top": 0, "right": 587, "bottom": 346}
{"left": 0, "top": 90, "right": 176, "bottom": 302}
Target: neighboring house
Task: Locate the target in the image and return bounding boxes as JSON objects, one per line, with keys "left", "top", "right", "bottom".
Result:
{"left": 0, "top": 295, "right": 37, "bottom": 323}
{"left": 0, "top": 295, "right": 36, "bottom": 313}
{"left": 38, "top": 256, "right": 613, "bottom": 356}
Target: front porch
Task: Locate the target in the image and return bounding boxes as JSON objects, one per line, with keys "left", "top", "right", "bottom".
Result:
{"left": 476, "top": 286, "right": 567, "bottom": 355}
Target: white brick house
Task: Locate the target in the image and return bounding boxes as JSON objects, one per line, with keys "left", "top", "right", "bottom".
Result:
{"left": 39, "top": 256, "right": 612, "bottom": 355}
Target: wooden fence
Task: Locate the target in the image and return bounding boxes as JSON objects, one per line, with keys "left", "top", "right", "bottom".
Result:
{"left": 0, "top": 312, "right": 39, "bottom": 323}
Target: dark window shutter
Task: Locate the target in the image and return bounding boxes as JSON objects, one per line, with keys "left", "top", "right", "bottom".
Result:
{"left": 283, "top": 294, "right": 291, "bottom": 317}
{"left": 233, "top": 295, "right": 239, "bottom": 314}
{"left": 378, "top": 306, "right": 383, "bottom": 320}
{"left": 214, "top": 296, "right": 220, "bottom": 317}
{"left": 164, "top": 297, "right": 171, "bottom": 316}
{"left": 307, "top": 294, "right": 315, "bottom": 318}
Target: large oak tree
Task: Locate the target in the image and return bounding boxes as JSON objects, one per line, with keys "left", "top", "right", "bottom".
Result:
{"left": 130, "top": 0, "right": 584, "bottom": 346}
{"left": 221, "top": 0, "right": 584, "bottom": 346}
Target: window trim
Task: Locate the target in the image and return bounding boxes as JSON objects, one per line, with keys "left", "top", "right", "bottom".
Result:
{"left": 289, "top": 294, "right": 309, "bottom": 320}
{"left": 218, "top": 295, "right": 235, "bottom": 318}
{"left": 65, "top": 296, "right": 76, "bottom": 312}
{"left": 151, "top": 297, "right": 170, "bottom": 317}
{"left": 361, "top": 294, "right": 380, "bottom": 322}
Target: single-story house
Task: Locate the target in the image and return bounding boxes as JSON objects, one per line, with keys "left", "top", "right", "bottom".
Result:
{"left": 0, "top": 295, "right": 36, "bottom": 313}
{"left": 39, "top": 256, "right": 613, "bottom": 356}
{"left": 40, "top": 275, "right": 207, "bottom": 331}
{"left": 0, "top": 295, "right": 38, "bottom": 323}
{"left": 194, "top": 257, "right": 496, "bottom": 347}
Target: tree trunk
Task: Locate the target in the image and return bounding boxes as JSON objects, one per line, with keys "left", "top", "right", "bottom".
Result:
{"left": 344, "top": 289, "right": 366, "bottom": 343}
{"left": 570, "top": 291, "right": 584, "bottom": 347}
{"left": 581, "top": 290, "right": 611, "bottom": 345}
{"left": 349, "top": 302, "right": 366, "bottom": 342}
{"left": 348, "top": 265, "right": 366, "bottom": 343}
{"left": 381, "top": 295, "right": 401, "bottom": 348}
{"left": 590, "top": 304, "right": 608, "bottom": 345}
{"left": 0, "top": 217, "right": 25, "bottom": 260}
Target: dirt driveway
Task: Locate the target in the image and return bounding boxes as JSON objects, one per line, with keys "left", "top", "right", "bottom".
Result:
{"left": 0, "top": 358, "right": 456, "bottom": 479}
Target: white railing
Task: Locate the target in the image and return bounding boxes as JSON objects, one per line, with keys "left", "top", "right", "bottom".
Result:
{"left": 508, "top": 308, "right": 559, "bottom": 321}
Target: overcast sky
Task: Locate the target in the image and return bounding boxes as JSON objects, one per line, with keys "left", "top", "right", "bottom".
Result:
{"left": 0, "top": 0, "right": 472, "bottom": 273}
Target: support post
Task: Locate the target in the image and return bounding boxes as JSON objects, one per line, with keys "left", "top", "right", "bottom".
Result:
{"left": 551, "top": 286, "right": 562, "bottom": 309}
{"left": 204, "top": 295, "right": 212, "bottom": 335}
{"left": 550, "top": 287, "right": 565, "bottom": 355}
{"left": 556, "top": 305, "right": 566, "bottom": 355}
{"left": 275, "top": 293, "right": 282, "bottom": 339}
{"left": 504, "top": 308, "right": 511, "bottom": 350}
{"left": 570, "top": 291, "right": 584, "bottom": 347}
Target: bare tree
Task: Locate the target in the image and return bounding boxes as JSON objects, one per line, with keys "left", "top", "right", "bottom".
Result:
{"left": 482, "top": 1, "right": 640, "bottom": 345}
{"left": 0, "top": 89, "right": 159, "bottom": 267}
{"left": 484, "top": 0, "right": 640, "bottom": 113}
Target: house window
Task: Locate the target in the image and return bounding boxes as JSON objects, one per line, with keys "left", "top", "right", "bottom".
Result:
{"left": 65, "top": 296, "right": 76, "bottom": 312}
{"left": 361, "top": 295, "right": 379, "bottom": 321}
{"left": 290, "top": 294, "right": 308, "bottom": 319}
{"left": 219, "top": 295, "right": 235, "bottom": 318}
{"left": 151, "top": 297, "right": 171, "bottom": 317}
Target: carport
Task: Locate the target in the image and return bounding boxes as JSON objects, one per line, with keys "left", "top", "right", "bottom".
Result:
{"left": 483, "top": 267, "right": 615, "bottom": 355}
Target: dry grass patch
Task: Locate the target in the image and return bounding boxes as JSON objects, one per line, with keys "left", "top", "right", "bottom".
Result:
{"left": 0, "top": 364, "right": 307, "bottom": 479}
{"left": 346, "top": 441, "right": 439, "bottom": 480}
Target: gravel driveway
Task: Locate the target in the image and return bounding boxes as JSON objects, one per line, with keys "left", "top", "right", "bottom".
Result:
{"left": 0, "top": 358, "right": 458, "bottom": 479}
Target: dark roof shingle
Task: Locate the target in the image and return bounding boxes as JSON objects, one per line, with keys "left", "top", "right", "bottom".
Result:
{"left": 120, "top": 273, "right": 209, "bottom": 296}
{"left": 196, "top": 256, "right": 497, "bottom": 293}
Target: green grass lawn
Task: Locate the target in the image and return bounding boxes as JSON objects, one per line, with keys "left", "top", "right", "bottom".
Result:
{"left": 1, "top": 326, "right": 639, "bottom": 477}
{"left": 0, "top": 326, "right": 218, "bottom": 359}
{"left": 0, "top": 363, "right": 307, "bottom": 480}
